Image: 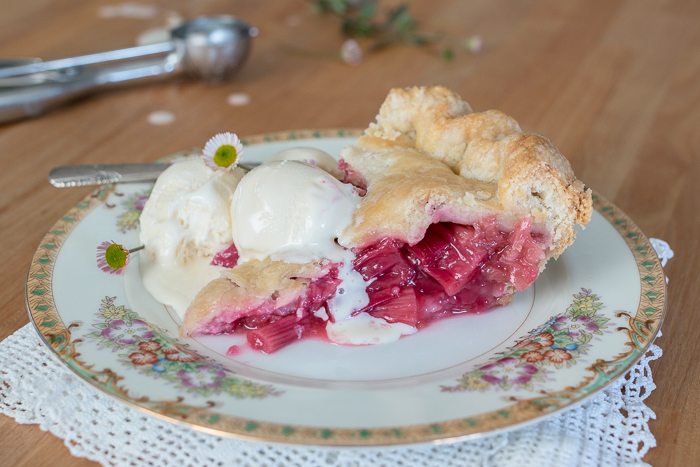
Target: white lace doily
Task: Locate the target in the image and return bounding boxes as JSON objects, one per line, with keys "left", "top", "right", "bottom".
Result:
{"left": 1, "top": 239, "right": 673, "bottom": 467}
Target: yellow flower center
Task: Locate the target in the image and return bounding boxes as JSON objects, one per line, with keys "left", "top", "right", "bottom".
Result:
{"left": 105, "top": 243, "right": 128, "bottom": 269}
{"left": 214, "top": 144, "right": 237, "bottom": 168}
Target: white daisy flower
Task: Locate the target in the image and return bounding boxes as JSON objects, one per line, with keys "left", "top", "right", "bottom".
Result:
{"left": 202, "top": 132, "right": 244, "bottom": 171}
{"left": 340, "top": 39, "right": 362, "bottom": 66}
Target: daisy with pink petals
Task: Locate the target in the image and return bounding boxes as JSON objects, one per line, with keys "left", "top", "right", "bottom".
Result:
{"left": 96, "top": 241, "right": 143, "bottom": 274}
{"left": 97, "top": 241, "right": 130, "bottom": 275}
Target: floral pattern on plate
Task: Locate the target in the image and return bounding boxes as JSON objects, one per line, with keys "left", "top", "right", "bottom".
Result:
{"left": 442, "top": 288, "right": 611, "bottom": 392}
{"left": 116, "top": 189, "right": 151, "bottom": 233}
{"left": 85, "top": 296, "right": 280, "bottom": 399}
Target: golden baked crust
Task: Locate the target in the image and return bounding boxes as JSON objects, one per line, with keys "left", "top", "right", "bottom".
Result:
{"left": 337, "top": 140, "right": 501, "bottom": 247}
{"left": 181, "top": 258, "right": 330, "bottom": 336}
{"left": 339, "top": 86, "right": 592, "bottom": 259}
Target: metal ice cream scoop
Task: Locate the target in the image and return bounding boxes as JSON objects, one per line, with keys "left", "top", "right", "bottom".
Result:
{"left": 0, "top": 15, "right": 257, "bottom": 123}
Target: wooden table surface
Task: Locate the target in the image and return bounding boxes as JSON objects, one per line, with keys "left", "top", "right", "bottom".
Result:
{"left": 1, "top": 0, "right": 698, "bottom": 465}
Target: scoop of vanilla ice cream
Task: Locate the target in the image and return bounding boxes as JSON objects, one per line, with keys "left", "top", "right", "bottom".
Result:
{"left": 231, "top": 160, "right": 361, "bottom": 264}
{"left": 140, "top": 158, "right": 244, "bottom": 264}
{"left": 267, "top": 147, "right": 344, "bottom": 179}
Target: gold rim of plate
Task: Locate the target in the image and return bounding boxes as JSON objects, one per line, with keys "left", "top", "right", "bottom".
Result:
{"left": 25, "top": 129, "right": 666, "bottom": 447}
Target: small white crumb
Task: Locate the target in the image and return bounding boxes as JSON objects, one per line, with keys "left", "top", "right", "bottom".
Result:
{"left": 285, "top": 15, "right": 302, "bottom": 27}
{"left": 164, "top": 11, "right": 183, "bottom": 29}
{"left": 136, "top": 28, "right": 170, "bottom": 46}
{"left": 148, "top": 111, "right": 175, "bottom": 125}
{"left": 314, "top": 307, "right": 329, "bottom": 321}
{"left": 227, "top": 93, "right": 251, "bottom": 106}
{"left": 99, "top": 3, "right": 159, "bottom": 19}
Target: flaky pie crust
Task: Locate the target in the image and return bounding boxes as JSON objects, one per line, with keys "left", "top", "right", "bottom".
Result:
{"left": 338, "top": 85, "right": 592, "bottom": 259}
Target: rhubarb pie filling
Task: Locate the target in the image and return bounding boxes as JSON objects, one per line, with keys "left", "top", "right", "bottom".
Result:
{"left": 182, "top": 213, "right": 547, "bottom": 353}
{"left": 140, "top": 85, "right": 592, "bottom": 354}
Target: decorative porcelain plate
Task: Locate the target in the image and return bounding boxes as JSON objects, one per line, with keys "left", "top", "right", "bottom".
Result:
{"left": 26, "top": 130, "right": 666, "bottom": 446}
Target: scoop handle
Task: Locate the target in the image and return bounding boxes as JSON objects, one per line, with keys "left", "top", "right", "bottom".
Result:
{"left": 0, "top": 42, "right": 175, "bottom": 79}
{"left": 48, "top": 163, "right": 173, "bottom": 187}
{"left": 0, "top": 55, "right": 179, "bottom": 124}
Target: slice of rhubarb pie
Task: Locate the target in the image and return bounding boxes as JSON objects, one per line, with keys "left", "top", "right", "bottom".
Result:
{"left": 178, "top": 86, "right": 592, "bottom": 353}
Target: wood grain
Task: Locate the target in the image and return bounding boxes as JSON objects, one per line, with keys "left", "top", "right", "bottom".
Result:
{"left": 1, "top": 0, "right": 698, "bottom": 464}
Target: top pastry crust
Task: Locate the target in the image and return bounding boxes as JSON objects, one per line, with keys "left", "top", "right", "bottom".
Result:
{"left": 181, "top": 258, "right": 331, "bottom": 336}
{"left": 337, "top": 86, "right": 592, "bottom": 260}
